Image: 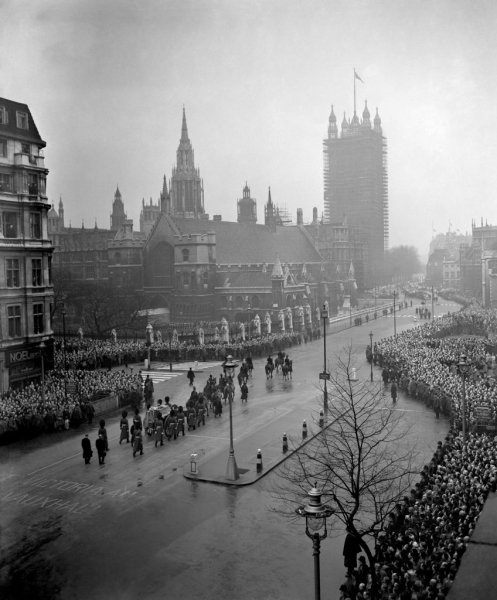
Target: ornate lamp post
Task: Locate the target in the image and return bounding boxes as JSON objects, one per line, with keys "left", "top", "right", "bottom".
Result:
{"left": 321, "top": 303, "right": 329, "bottom": 413}
{"left": 145, "top": 323, "right": 153, "bottom": 371}
{"left": 459, "top": 354, "right": 469, "bottom": 442}
{"left": 224, "top": 355, "right": 239, "bottom": 480}
{"left": 369, "top": 330, "right": 373, "bottom": 382}
{"left": 295, "top": 484, "right": 334, "bottom": 600}
{"left": 393, "top": 290, "right": 397, "bottom": 338}
{"left": 168, "top": 328, "right": 173, "bottom": 372}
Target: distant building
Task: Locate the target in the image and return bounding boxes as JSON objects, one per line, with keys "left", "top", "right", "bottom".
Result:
{"left": 0, "top": 97, "right": 54, "bottom": 392}
{"left": 50, "top": 108, "right": 361, "bottom": 328}
{"left": 48, "top": 187, "right": 129, "bottom": 283}
{"left": 323, "top": 101, "right": 388, "bottom": 288}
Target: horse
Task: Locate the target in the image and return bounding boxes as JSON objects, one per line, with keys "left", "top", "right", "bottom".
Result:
{"left": 265, "top": 362, "right": 274, "bottom": 379}
{"left": 282, "top": 360, "right": 292, "bottom": 381}
{"left": 238, "top": 364, "right": 248, "bottom": 387}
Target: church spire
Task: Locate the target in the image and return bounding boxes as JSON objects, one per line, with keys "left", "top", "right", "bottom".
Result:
{"left": 181, "top": 106, "right": 189, "bottom": 142}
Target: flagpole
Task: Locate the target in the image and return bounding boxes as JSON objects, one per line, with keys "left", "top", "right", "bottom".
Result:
{"left": 353, "top": 68, "right": 356, "bottom": 115}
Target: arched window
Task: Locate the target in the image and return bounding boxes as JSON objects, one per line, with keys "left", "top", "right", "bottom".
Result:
{"left": 235, "top": 295, "right": 244, "bottom": 308}
{"left": 182, "top": 248, "right": 190, "bottom": 262}
{"left": 251, "top": 295, "right": 261, "bottom": 308}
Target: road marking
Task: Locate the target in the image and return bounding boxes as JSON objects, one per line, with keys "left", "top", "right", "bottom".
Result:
{"left": 186, "top": 434, "right": 231, "bottom": 440}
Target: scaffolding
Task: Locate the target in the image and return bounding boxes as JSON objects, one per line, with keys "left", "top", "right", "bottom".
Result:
{"left": 323, "top": 122, "right": 388, "bottom": 287}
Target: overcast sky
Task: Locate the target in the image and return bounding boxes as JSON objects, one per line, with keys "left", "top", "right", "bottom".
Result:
{"left": 2, "top": 0, "right": 497, "bottom": 257}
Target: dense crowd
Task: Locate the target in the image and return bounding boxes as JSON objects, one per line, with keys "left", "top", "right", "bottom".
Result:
{"left": 0, "top": 330, "right": 310, "bottom": 444}
{"left": 374, "top": 307, "right": 497, "bottom": 430}
{"left": 342, "top": 431, "right": 497, "bottom": 599}
{"left": 0, "top": 368, "right": 142, "bottom": 443}
{"left": 54, "top": 330, "right": 313, "bottom": 370}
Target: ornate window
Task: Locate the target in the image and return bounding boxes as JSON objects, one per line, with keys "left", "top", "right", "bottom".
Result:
{"left": 32, "top": 258, "right": 43, "bottom": 286}
{"left": 16, "top": 111, "right": 28, "bottom": 130}
{"left": 7, "top": 305, "right": 21, "bottom": 337}
{"left": 6, "top": 258, "right": 20, "bottom": 287}
{"left": 182, "top": 248, "right": 190, "bottom": 262}
{"left": 30, "top": 212, "right": 41, "bottom": 239}
{"left": 33, "top": 303, "right": 44, "bottom": 334}
{"left": 3, "top": 211, "right": 17, "bottom": 237}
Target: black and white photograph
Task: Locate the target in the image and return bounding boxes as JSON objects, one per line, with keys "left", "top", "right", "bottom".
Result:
{"left": 1, "top": 1, "right": 497, "bottom": 599}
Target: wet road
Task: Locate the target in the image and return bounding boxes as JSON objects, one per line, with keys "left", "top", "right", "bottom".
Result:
{"left": 0, "top": 302, "right": 457, "bottom": 600}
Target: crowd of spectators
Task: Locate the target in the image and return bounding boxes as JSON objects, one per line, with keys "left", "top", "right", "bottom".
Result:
{"left": 375, "top": 306, "right": 497, "bottom": 430}
{"left": 0, "top": 329, "right": 311, "bottom": 444}
{"left": 342, "top": 431, "right": 497, "bottom": 599}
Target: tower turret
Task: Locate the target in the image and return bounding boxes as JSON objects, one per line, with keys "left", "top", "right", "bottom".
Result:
{"left": 170, "top": 108, "right": 205, "bottom": 218}
{"left": 374, "top": 107, "right": 382, "bottom": 134}
{"left": 237, "top": 183, "right": 257, "bottom": 224}
{"left": 362, "top": 100, "right": 371, "bottom": 128}
{"left": 328, "top": 105, "right": 338, "bottom": 139}
{"left": 110, "top": 185, "right": 126, "bottom": 231}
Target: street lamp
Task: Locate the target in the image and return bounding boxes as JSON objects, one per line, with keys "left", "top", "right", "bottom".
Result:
{"left": 393, "top": 290, "right": 397, "bottom": 338}
{"left": 459, "top": 354, "right": 469, "bottom": 442}
{"left": 39, "top": 341, "right": 46, "bottom": 404}
{"left": 224, "top": 354, "right": 239, "bottom": 480}
{"left": 61, "top": 304, "right": 67, "bottom": 371}
{"left": 369, "top": 331, "right": 373, "bottom": 382}
{"left": 168, "top": 328, "right": 173, "bottom": 372}
{"left": 145, "top": 323, "right": 153, "bottom": 371}
{"left": 295, "top": 484, "right": 334, "bottom": 600}
{"left": 321, "top": 303, "right": 329, "bottom": 413}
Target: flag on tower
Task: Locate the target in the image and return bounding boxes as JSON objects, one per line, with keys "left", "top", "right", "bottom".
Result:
{"left": 354, "top": 69, "right": 364, "bottom": 83}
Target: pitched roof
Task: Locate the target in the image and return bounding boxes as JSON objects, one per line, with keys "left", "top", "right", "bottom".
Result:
{"left": 216, "top": 270, "right": 271, "bottom": 289}
{"left": 172, "top": 218, "right": 323, "bottom": 264}
{"left": 0, "top": 97, "right": 45, "bottom": 145}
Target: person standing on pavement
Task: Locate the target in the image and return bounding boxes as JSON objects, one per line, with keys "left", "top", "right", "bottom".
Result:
{"left": 390, "top": 381, "right": 398, "bottom": 404}
{"left": 98, "top": 419, "right": 109, "bottom": 451}
{"left": 95, "top": 434, "right": 106, "bottom": 465}
{"left": 240, "top": 381, "right": 248, "bottom": 403}
{"left": 187, "top": 367, "right": 195, "bottom": 386}
{"left": 81, "top": 434, "right": 93, "bottom": 464}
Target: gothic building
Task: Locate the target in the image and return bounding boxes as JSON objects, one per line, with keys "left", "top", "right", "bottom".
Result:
{"left": 48, "top": 186, "right": 132, "bottom": 282}
{"left": 323, "top": 100, "right": 388, "bottom": 289}
{"left": 49, "top": 107, "right": 359, "bottom": 329}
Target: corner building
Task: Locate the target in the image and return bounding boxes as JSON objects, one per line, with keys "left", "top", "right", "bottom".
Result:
{"left": 0, "top": 98, "right": 54, "bottom": 392}
{"left": 323, "top": 102, "right": 388, "bottom": 289}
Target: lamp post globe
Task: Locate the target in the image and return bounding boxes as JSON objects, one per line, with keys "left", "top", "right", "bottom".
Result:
{"left": 224, "top": 355, "right": 239, "bottom": 480}
{"left": 295, "top": 484, "right": 334, "bottom": 600}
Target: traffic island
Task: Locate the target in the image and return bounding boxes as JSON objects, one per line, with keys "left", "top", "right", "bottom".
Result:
{"left": 183, "top": 413, "right": 327, "bottom": 486}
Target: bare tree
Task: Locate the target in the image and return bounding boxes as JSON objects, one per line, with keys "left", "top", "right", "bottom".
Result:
{"left": 274, "top": 348, "right": 418, "bottom": 595}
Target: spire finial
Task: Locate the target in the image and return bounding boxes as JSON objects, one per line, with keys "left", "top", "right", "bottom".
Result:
{"left": 181, "top": 106, "right": 189, "bottom": 141}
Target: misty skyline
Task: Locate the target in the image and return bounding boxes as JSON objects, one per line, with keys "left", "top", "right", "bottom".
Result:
{"left": 3, "top": 0, "right": 497, "bottom": 257}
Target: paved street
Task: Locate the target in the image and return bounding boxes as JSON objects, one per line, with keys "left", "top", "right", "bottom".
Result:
{"left": 0, "top": 301, "right": 457, "bottom": 600}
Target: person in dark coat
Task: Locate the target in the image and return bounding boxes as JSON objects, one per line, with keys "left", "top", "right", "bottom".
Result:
{"left": 187, "top": 367, "right": 195, "bottom": 386}
{"left": 95, "top": 434, "right": 106, "bottom": 465}
{"left": 343, "top": 532, "right": 361, "bottom": 575}
{"left": 81, "top": 434, "right": 93, "bottom": 464}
